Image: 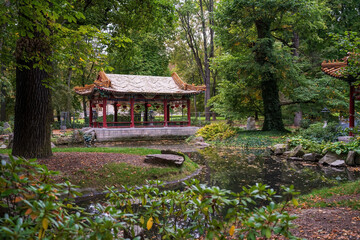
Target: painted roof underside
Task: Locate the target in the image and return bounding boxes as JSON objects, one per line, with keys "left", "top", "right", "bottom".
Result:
{"left": 74, "top": 71, "right": 206, "bottom": 96}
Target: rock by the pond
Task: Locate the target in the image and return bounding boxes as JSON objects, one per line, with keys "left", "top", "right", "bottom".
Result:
{"left": 319, "top": 152, "right": 344, "bottom": 166}
{"left": 329, "top": 160, "right": 346, "bottom": 167}
{"left": 51, "top": 142, "right": 56, "bottom": 148}
{"left": 189, "top": 136, "right": 204, "bottom": 143}
{"left": 287, "top": 145, "right": 304, "bottom": 157}
{"left": 346, "top": 151, "right": 356, "bottom": 166}
{"left": 246, "top": 117, "right": 256, "bottom": 130}
{"left": 145, "top": 154, "right": 185, "bottom": 167}
{"left": 303, "top": 153, "right": 320, "bottom": 162}
{"left": 194, "top": 142, "right": 210, "bottom": 148}
{"left": 273, "top": 144, "right": 287, "bottom": 155}
{"left": 288, "top": 157, "right": 303, "bottom": 161}
{"left": 161, "top": 149, "right": 185, "bottom": 158}
{"left": 0, "top": 144, "right": 6, "bottom": 149}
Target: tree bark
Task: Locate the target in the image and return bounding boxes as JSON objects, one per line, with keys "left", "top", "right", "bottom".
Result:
{"left": 12, "top": 36, "right": 53, "bottom": 158}
{"left": 254, "top": 20, "right": 285, "bottom": 131}
{"left": 199, "top": 0, "right": 211, "bottom": 121}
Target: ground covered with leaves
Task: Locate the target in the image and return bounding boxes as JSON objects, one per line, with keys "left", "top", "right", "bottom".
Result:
{"left": 37, "top": 151, "right": 198, "bottom": 190}
{"left": 288, "top": 206, "right": 360, "bottom": 239}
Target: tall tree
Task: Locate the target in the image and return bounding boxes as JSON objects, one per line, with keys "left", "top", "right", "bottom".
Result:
{"left": 216, "top": 0, "right": 325, "bottom": 131}
{"left": 176, "top": 0, "right": 216, "bottom": 121}
{"left": 11, "top": 0, "right": 86, "bottom": 158}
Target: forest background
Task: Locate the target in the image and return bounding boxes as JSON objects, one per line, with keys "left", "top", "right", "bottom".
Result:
{"left": 1, "top": 0, "right": 360, "bottom": 158}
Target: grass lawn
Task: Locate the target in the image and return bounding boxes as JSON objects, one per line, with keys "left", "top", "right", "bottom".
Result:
{"left": 76, "top": 156, "right": 199, "bottom": 190}
{"left": 0, "top": 147, "right": 199, "bottom": 191}
{"left": 297, "top": 180, "right": 360, "bottom": 210}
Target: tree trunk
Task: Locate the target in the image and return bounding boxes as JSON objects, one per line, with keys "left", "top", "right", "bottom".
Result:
{"left": 254, "top": 20, "right": 285, "bottom": 131}
{"left": 0, "top": 78, "right": 6, "bottom": 122}
{"left": 12, "top": 36, "right": 53, "bottom": 158}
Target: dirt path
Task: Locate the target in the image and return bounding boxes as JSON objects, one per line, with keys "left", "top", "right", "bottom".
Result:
{"left": 289, "top": 207, "right": 360, "bottom": 239}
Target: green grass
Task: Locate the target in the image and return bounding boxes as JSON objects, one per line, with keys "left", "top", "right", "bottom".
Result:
{"left": 211, "top": 130, "right": 288, "bottom": 148}
{"left": 0, "top": 147, "right": 200, "bottom": 191}
{"left": 0, "top": 147, "right": 160, "bottom": 155}
{"left": 297, "top": 180, "right": 360, "bottom": 210}
{"left": 77, "top": 156, "right": 199, "bottom": 190}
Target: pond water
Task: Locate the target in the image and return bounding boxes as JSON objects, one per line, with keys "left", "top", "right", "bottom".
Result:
{"left": 186, "top": 147, "right": 360, "bottom": 195}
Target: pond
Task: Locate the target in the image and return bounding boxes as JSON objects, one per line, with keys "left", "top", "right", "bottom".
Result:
{"left": 186, "top": 147, "right": 360, "bottom": 195}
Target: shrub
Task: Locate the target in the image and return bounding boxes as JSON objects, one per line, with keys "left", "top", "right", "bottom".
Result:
{"left": 196, "top": 122, "right": 236, "bottom": 141}
{"left": 288, "top": 136, "right": 325, "bottom": 154}
{"left": 323, "top": 137, "right": 360, "bottom": 155}
{"left": 298, "top": 122, "right": 342, "bottom": 143}
{"left": 1, "top": 156, "right": 300, "bottom": 240}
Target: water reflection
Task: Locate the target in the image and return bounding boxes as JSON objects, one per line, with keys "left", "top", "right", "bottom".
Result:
{"left": 189, "top": 147, "right": 360, "bottom": 195}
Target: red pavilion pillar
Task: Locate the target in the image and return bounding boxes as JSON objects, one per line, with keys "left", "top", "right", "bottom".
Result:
{"left": 130, "top": 98, "right": 135, "bottom": 128}
{"left": 187, "top": 98, "right": 191, "bottom": 126}
{"left": 114, "top": 103, "right": 118, "bottom": 122}
{"left": 349, "top": 85, "right": 355, "bottom": 136}
{"left": 89, "top": 100, "right": 93, "bottom": 127}
{"left": 102, "top": 98, "right": 107, "bottom": 128}
{"left": 163, "top": 98, "right": 168, "bottom": 127}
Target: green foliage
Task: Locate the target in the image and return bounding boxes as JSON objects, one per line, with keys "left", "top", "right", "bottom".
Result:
{"left": 323, "top": 137, "right": 360, "bottom": 155}
{"left": 297, "top": 122, "right": 342, "bottom": 143}
{"left": 196, "top": 123, "right": 236, "bottom": 141}
{"left": 288, "top": 136, "right": 325, "bottom": 154}
{"left": 214, "top": 131, "right": 286, "bottom": 149}
{"left": 1, "top": 155, "right": 300, "bottom": 239}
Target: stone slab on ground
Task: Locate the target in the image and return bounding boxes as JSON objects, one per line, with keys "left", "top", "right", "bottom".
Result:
{"left": 329, "top": 160, "right": 346, "bottom": 167}
{"left": 144, "top": 154, "right": 185, "bottom": 167}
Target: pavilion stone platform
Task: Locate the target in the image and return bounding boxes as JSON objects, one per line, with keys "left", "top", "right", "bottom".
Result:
{"left": 94, "top": 127, "right": 200, "bottom": 142}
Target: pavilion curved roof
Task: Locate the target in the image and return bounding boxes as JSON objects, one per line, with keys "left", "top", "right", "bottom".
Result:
{"left": 321, "top": 54, "right": 349, "bottom": 79}
{"left": 74, "top": 71, "right": 206, "bottom": 96}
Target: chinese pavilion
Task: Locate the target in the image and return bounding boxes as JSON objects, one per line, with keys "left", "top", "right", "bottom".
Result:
{"left": 321, "top": 53, "right": 360, "bottom": 135}
{"left": 74, "top": 71, "right": 206, "bottom": 128}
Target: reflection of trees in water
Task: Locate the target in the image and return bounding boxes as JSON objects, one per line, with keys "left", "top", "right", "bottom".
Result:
{"left": 199, "top": 148, "right": 264, "bottom": 193}
{"left": 197, "top": 147, "right": 360, "bottom": 195}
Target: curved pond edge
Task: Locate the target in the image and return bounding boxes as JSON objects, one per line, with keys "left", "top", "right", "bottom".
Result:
{"left": 74, "top": 166, "right": 203, "bottom": 204}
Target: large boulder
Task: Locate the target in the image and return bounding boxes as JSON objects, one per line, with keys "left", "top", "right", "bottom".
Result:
{"left": 273, "top": 144, "right": 288, "bottom": 155}
{"left": 286, "top": 145, "right": 305, "bottom": 158}
{"left": 303, "top": 153, "right": 321, "bottom": 162}
{"left": 145, "top": 154, "right": 185, "bottom": 167}
{"left": 319, "top": 152, "right": 345, "bottom": 166}
{"left": 346, "top": 151, "right": 356, "bottom": 166}
{"left": 329, "top": 160, "right": 346, "bottom": 167}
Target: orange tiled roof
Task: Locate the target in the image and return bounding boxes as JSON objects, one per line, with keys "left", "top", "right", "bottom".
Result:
{"left": 321, "top": 54, "right": 349, "bottom": 78}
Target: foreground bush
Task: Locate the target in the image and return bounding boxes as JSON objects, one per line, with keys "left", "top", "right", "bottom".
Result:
{"left": 1, "top": 156, "right": 300, "bottom": 239}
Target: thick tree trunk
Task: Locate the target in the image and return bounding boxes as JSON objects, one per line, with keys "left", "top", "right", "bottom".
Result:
{"left": 254, "top": 20, "right": 285, "bottom": 131}
{"left": 12, "top": 36, "right": 53, "bottom": 158}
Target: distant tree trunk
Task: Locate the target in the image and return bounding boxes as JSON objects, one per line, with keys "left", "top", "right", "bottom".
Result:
{"left": 81, "top": 68, "right": 88, "bottom": 119}
{"left": 12, "top": 36, "right": 53, "bottom": 158}
{"left": 66, "top": 67, "right": 72, "bottom": 123}
{"left": 254, "top": 20, "right": 285, "bottom": 131}
{"left": 292, "top": 31, "right": 300, "bottom": 57}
